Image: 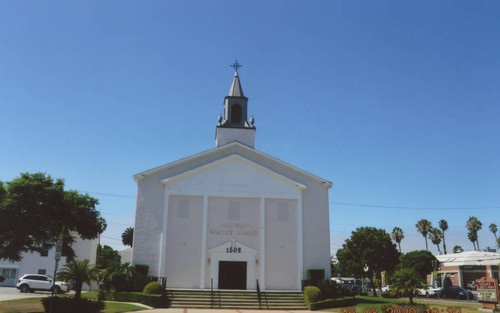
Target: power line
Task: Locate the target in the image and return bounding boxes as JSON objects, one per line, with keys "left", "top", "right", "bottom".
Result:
{"left": 81, "top": 191, "right": 135, "bottom": 198}
{"left": 83, "top": 189, "right": 500, "bottom": 211}
{"left": 331, "top": 201, "right": 500, "bottom": 211}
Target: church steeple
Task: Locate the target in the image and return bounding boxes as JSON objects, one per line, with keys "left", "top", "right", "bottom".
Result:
{"left": 228, "top": 71, "right": 244, "bottom": 97}
{"left": 216, "top": 60, "right": 256, "bottom": 148}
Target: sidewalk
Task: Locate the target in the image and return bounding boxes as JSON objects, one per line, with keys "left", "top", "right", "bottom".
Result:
{"left": 127, "top": 309, "right": 310, "bottom": 313}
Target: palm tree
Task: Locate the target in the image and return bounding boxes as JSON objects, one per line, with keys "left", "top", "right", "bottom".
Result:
{"left": 121, "top": 227, "right": 134, "bottom": 247}
{"left": 57, "top": 259, "right": 98, "bottom": 301}
{"left": 416, "top": 219, "right": 432, "bottom": 250}
{"left": 429, "top": 227, "right": 443, "bottom": 254}
{"left": 497, "top": 237, "right": 500, "bottom": 249}
{"left": 466, "top": 217, "right": 483, "bottom": 250}
{"left": 468, "top": 231, "right": 477, "bottom": 251}
{"left": 489, "top": 223, "right": 498, "bottom": 240}
{"left": 453, "top": 245, "right": 463, "bottom": 253}
{"left": 390, "top": 268, "right": 425, "bottom": 304}
{"left": 391, "top": 227, "right": 404, "bottom": 253}
{"left": 439, "top": 219, "right": 448, "bottom": 254}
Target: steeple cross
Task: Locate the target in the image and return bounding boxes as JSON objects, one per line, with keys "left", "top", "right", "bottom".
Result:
{"left": 230, "top": 59, "right": 242, "bottom": 72}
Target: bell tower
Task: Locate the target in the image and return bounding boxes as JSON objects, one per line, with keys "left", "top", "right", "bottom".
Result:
{"left": 216, "top": 60, "right": 256, "bottom": 147}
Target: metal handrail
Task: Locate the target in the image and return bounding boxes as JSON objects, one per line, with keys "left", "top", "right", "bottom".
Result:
{"left": 256, "top": 279, "right": 262, "bottom": 310}
{"left": 210, "top": 278, "right": 213, "bottom": 308}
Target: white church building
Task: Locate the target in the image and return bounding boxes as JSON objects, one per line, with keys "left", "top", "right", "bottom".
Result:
{"left": 132, "top": 66, "right": 332, "bottom": 291}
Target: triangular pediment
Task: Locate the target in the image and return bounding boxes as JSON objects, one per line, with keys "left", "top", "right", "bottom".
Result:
{"left": 134, "top": 142, "right": 332, "bottom": 189}
{"left": 160, "top": 154, "right": 306, "bottom": 195}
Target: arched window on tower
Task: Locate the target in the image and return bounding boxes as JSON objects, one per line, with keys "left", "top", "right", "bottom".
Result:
{"left": 231, "top": 104, "right": 242, "bottom": 123}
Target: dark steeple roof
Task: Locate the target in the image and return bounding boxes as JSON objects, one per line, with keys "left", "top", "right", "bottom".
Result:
{"left": 228, "top": 71, "right": 244, "bottom": 97}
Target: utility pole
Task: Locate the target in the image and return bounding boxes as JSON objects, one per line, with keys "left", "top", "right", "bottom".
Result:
{"left": 49, "top": 229, "right": 64, "bottom": 313}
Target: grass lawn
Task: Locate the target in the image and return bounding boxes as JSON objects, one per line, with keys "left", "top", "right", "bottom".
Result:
{"left": 321, "top": 296, "right": 482, "bottom": 313}
{"left": 0, "top": 296, "right": 145, "bottom": 313}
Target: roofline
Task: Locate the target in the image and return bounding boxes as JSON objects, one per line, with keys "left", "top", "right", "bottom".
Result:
{"left": 160, "top": 154, "right": 307, "bottom": 191}
{"left": 133, "top": 141, "right": 333, "bottom": 188}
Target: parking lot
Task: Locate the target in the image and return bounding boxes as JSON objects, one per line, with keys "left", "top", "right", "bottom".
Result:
{"left": 0, "top": 286, "right": 74, "bottom": 301}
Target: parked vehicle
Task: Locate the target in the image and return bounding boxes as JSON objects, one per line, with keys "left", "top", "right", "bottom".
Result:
{"left": 416, "top": 285, "right": 442, "bottom": 298}
{"left": 381, "top": 285, "right": 391, "bottom": 292}
{"left": 441, "top": 286, "right": 474, "bottom": 300}
{"left": 16, "top": 274, "right": 69, "bottom": 294}
{"left": 350, "top": 284, "right": 363, "bottom": 292}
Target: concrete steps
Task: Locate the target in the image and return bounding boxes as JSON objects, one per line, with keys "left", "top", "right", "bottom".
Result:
{"left": 166, "top": 289, "right": 307, "bottom": 310}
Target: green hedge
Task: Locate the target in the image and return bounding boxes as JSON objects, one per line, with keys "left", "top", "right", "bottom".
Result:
{"left": 306, "top": 269, "right": 325, "bottom": 284}
{"left": 98, "top": 290, "right": 168, "bottom": 308}
{"left": 41, "top": 297, "right": 104, "bottom": 313}
{"left": 115, "top": 292, "right": 167, "bottom": 307}
{"left": 304, "top": 286, "right": 323, "bottom": 309}
{"left": 309, "top": 297, "right": 359, "bottom": 311}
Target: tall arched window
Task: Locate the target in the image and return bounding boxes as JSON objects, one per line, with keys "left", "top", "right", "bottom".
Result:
{"left": 231, "top": 104, "right": 242, "bottom": 123}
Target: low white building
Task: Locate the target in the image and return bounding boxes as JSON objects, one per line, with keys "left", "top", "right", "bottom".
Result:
{"left": 132, "top": 68, "right": 332, "bottom": 290}
{"left": 0, "top": 237, "right": 97, "bottom": 288}
{"left": 430, "top": 251, "right": 500, "bottom": 288}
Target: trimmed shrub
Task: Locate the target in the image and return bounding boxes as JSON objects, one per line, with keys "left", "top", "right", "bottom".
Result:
{"left": 309, "top": 297, "right": 359, "bottom": 311}
{"left": 304, "top": 286, "right": 323, "bottom": 309}
{"left": 306, "top": 269, "right": 325, "bottom": 285}
{"left": 41, "top": 296, "right": 104, "bottom": 313}
{"left": 115, "top": 292, "right": 167, "bottom": 308}
{"left": 143, "top": 281, "right": 163, "bottom": 294}
{"left": 98, "top": 289, "right": 116, "bottom": 301}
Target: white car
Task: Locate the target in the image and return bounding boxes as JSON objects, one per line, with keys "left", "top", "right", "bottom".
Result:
{"left": 16, "top": 274, "right": 69, "bottom": 294}
{"left": 416, "top": 285, "right": 442, "bottom": 298}
{"left": 381, "top": 285, "right": 391, "bottom": 292}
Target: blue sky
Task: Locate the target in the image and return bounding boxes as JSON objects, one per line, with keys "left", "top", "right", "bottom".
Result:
{"left": 1, "top": 1, "right": 499, "bottom": 256}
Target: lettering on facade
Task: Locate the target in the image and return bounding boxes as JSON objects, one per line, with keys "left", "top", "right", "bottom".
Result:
{"left": 209, "top": 223, "right": 258, "bottom": 236}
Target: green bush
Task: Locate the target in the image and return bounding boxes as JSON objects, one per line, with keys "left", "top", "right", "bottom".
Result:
{"left": 115, "top": 292, "right": 167, "bottom": 308}
{"left": 41, "top": 296, "right": 104, "bottom": 313}
{"left": 97, "top": 289, "right": 116, "bottom": 301}
{"left": 100, "top": 263, "right": 153, "bottom": 292}
{"left": 304, "top": 286, "right": 323, "bottom": 309}
{"left": 143, "top": 281, "right": 164, "bottom": 294}
{"left": 309, "top": 297, "right": 359, "bottom": 311}
{"left": 306, "top": 269, "right": 325, "bottom": 285}
{"left": 380, "top": 303, "right": 429, "bottom": 313}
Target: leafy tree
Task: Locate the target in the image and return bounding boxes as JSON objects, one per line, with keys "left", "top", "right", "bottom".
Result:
{"left": 453, "top": 245, "right": 464, "bottom": 253}
{"left": 0, "top": 173, "right": 104, "bottom": 261}
{"left": 489, "top": 223, "right": 498, "bottom": 240}
{"left": 416, "top": 219, "right": 432, "bottom": 250}
{"left": 57, "top": 259, "right": 98, "bottom": 301}
{"left": 439, "top": 219, "right": 448, "bottom": 254}
{"left": 466, "top": 217, "right": 482, "bottom": 250}
{"left": 390, "top": 268, "right": 425, "bottom": 304}
{"left": 336, "top": 227, "right": 400, "bottom": 295}
{"left": 391, "top": 227, "right": 404, "bottom": 253}
{"left": 121, "top": 227, "right": 134, "bottom": 247}
{"left": 96, "top": 244, "right": 121, "bottom": 270}
{"left": 428, "top": 227, "right": 443, "bottom": 254}
{"left": 399, "top": 250, "right": 437, "bottom": 279}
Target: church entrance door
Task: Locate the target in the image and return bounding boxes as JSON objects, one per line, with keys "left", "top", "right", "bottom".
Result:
{"left": 218, "top": 261, "right": 247, "bottom": 290}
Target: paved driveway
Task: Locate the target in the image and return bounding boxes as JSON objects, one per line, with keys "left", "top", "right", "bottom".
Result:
{"left": 0, "top": 286, "right": 74, "bottom": 301}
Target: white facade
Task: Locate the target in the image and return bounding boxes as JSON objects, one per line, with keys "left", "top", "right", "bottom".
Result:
{"left": 132, "top": 70, "right": 332, "bottom": 291}
{"left": 0, "top": 237, "right": 97, "bottom": 288}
